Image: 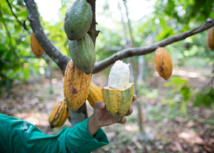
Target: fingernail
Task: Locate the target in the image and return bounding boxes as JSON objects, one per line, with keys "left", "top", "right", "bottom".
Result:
{"left": 101, "top": 103, "right": 105, "bottom": 108}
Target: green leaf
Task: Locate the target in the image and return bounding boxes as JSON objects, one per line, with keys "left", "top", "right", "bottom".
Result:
{"left": 23, "top": 67, "right": 29, "bottom": 81}
{"left": 0, "top": 17, "right": 13, "bottom": 22}
{"left": 164, "top": 77, "right": 188, "bottom": 87}
{"left": 16, "top": 10, "right": 28, "bottom": 17}
{"left": 162, "top": 98, "right": 174, "bottom": 105}
{"left": 180, "top": 102, "right": 187, "bottom": 114}
{"left": 180, "top": 86, "right": 191, "bottom": 101}
{"left": 193, "top": 94, "right": 205, "bottom": 107}
{"left": 203, "top": 96, "right": 212, "bottom": 107}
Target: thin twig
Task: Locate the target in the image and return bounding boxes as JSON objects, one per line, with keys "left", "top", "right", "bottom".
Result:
{"left": 6, "top": 0, "right": 30, "bottom": 34}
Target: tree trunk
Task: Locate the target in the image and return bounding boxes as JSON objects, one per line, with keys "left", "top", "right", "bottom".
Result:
{"left": 123, "top": 0, "right": 145, "bottom": 134}
{"left": 69, "top": 0, "right": 99, "bottom": 126}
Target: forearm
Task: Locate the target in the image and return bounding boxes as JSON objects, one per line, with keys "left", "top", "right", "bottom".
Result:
{"left": 88, "top": 114, "right": 101, "bottom": 136}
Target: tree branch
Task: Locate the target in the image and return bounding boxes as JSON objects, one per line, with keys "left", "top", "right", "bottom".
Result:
{"left": 24, "top": 0, "right": 70, "bottom": 74}
{"left": 93, "top": 19, "right": 214, "bottom": 73}
{"left": 87, "top": 0, "right": 99, "bottom": 45}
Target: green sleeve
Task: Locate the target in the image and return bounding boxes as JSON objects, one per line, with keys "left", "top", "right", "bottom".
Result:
{"left": 0, "top": 114, "right": 109, "bottom": 153}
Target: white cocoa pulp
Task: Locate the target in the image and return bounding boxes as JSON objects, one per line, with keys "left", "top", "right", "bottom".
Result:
{"left": 108, "top": 60, "right": 130, "bottom": 90}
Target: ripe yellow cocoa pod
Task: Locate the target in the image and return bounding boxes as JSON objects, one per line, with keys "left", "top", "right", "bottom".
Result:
{"left": 64, "top": 60, "right": 91, "bottom": 111}
{"left": 30, "top": 32, "right": 44, "bottom": 58}
{"left": 101, "top": 60, "right": 134, "bottom": 122}
{"left": 87, "top": 83, "right": 103, "bottom": 108}
{"left": 155, "top": 47, "right": 173, "bottom": 80}
{"left": 48, "top": 101, "right": 68, "bottom": 128}
{"left": 207, "top": 26, "right": 214, "bottom": 50}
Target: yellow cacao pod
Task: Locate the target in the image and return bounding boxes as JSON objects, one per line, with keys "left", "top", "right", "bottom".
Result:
{"left": 87, "top": 83, "right": 103, "bottom": 108}
{"left": 30, "top": 32, "right": 44, "bottom": 58}
{"left": 64, "top": 60, "right": 91, "bottom": 111}
{"left": 48, "top": 101, "right": 68, "bottom": 128}
{"left": 155, "top": 47, "right": 173, "bottom": 80}
{"left": 207, "top": 26, "right": 214, "bottom": 50}
{"left": 102, "top": 83, "right": 134, "bottom": 122}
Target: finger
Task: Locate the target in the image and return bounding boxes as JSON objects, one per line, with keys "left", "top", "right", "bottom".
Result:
{"left": 125, "top": 106, "right": 133, "bottom": 116}
{"left": 132, "top": 95, "right": 137, "bottom": 102}
{"left": 94, "top": 102, "right": 105, "bottom": 109}
{"left": 120, "top": 117, "right": 126, "bottom": 124}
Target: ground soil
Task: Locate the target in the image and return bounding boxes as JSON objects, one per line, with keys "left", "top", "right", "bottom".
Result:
{"left": 0, "top": 67, "right": 213, "bottom": 153}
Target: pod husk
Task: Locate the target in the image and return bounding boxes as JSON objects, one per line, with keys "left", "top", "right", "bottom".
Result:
{"left": 63, "top": 60, "right": 91, "bottom": 111}
{"left": 102, "top": 83, "right": 134, "bottom": 122}
{"left": 87, "top": 83, "right": 103, "bottom": 108}
{"left": 48, "top": 101, "right": 68, "bottom": 128}
{"left": 30, "top": 32, "right": 44, "bottom": 58}
{"left": 155, "top": 47, "right": 173, "bottom": 80}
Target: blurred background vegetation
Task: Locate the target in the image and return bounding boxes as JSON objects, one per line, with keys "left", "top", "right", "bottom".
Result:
{"left": 0, "top": 0, "right": 214, "bottom": 152}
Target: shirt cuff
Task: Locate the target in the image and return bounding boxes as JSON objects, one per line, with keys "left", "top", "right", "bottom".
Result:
{"left": 66, "top": 118, "right": 109, "bottom": 153}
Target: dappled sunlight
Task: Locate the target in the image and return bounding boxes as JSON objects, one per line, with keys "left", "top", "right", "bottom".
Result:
{"left": 173, "top": 69, "right": 202, "bottom": 78}
{"left": 123, "top": 125, "right": 139, "bottom": 132}
{"left": 15, "top": 111, "right": 49, "bottom": 127}
{"left": 154, "top": 68, "right": 208, "bottom": 79}
{"left": 51, "top": 79, "right": 57, "bottom": 84}
{"left": 178, "top": 131, "right": 204, "bottom": 145}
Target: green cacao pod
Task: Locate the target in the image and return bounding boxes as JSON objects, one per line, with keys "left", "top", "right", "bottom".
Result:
{"left": 69, "top": 33, "right": 96, "bottom": 74}
{"left": 64, "top": 0, "right": 92, "bottom": 40}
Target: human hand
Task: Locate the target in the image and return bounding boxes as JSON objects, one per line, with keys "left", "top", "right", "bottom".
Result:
{"left": 88, "top": 95, "right": 137, "bottom": 135}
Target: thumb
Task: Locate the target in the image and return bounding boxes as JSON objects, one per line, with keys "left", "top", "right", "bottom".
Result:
{"left": 94, "top": 102, "right": 105, "bottom": 109}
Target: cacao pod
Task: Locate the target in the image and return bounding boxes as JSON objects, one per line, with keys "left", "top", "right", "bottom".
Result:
{"left": 87, "top": 83, "right": 103, "bottom": 108}
{"left": 102, "top": 83, "right": 134, "bottom": 122}
{"left": 155, "top": 47, "right": 173, "bottom": 80}
{"left": 102, "top": 60, "right": 134, "bottom": 122}
{"left": 48, "top": 101, "right": 68, "bottom": 128}
{"left": 64, "top": 0, "right": 92, "bottom": 40}
{"left": 30, "top": 32, "right": 44, "bottom": 58}
{"left": 64, "top": 60, "right": 91, "bottom": 111}
{"left": 69, "top": 33, "right": 96, "bottom": 74}
{"left": 207, "top": 26, "right": 214, "bottom": 50}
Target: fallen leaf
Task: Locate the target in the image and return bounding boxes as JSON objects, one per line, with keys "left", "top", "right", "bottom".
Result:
{"left": 174, "top": 141, "right": 183, "bottom": 152}
{"left": 186, "top": 121, "right": 195, "bottom": 128}
{"left": 178, "top": 131, "right": 204, "bottom": 145}
{"left": 203, "top": 144, "right": 214, "bottom": 152}
{"left": 210, "top": 138, "right": 214, "bottom": 144}
{"left": 193, "top": 145, "right": 201, "bottom": 153}
{"left": 175, "top": 117, "right": 187, "bottom": 122}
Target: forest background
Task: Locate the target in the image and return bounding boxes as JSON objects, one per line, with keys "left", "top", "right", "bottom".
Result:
{"left": 0, "top": 0, "right": 214, "bottom": 152}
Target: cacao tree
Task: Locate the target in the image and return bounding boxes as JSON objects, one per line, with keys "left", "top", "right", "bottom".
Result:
{"left": 1, "top": 0, "right": 214, "bottom": 131}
